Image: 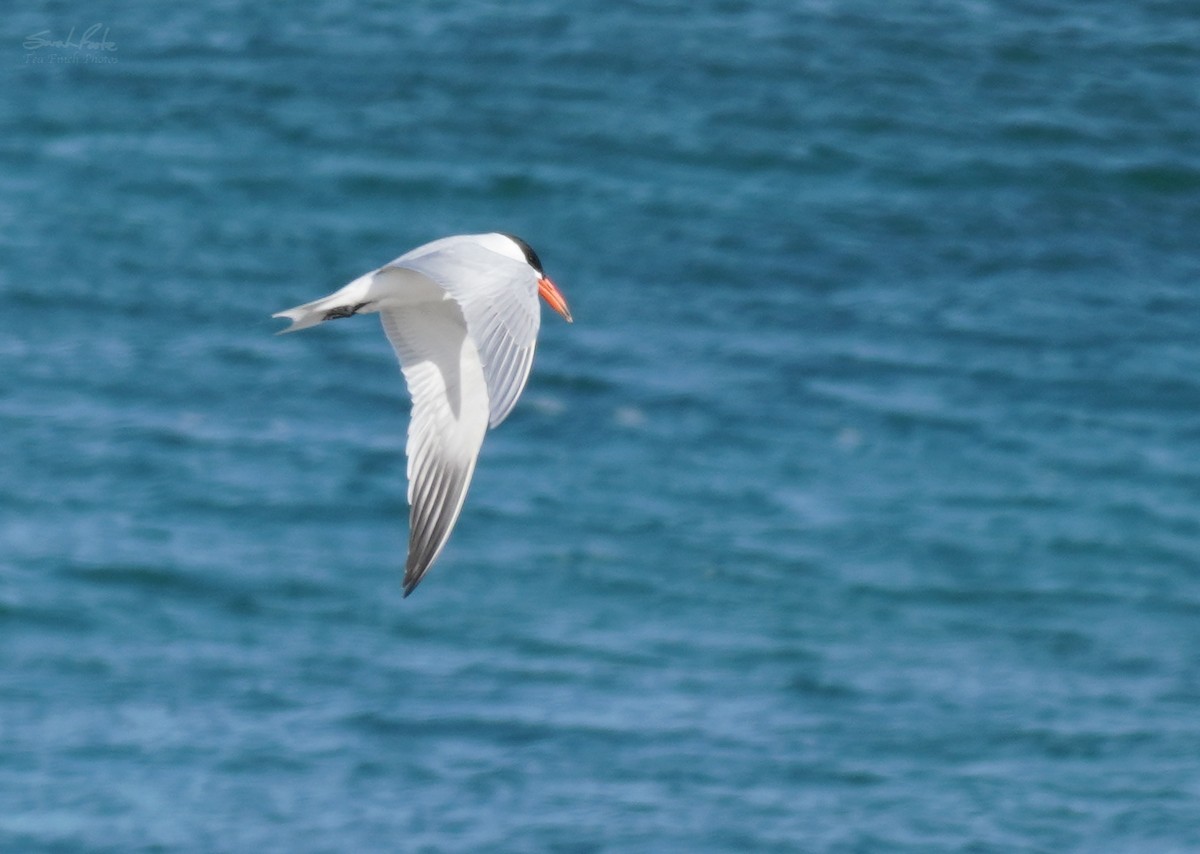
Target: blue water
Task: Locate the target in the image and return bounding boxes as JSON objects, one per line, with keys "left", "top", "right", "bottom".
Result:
{"left": 4, "top": 2, "right": 1200, "bottom": 851}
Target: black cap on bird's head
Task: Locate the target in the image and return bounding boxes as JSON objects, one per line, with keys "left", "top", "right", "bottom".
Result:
{"left": 497, "top": 232, "right": 573, "bottom": 323}
{"left": 498, "top": 232, "right": 544, "bottom": 275}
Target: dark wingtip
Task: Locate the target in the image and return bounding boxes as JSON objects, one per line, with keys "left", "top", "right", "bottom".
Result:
{"left": 402, "top": 564, "right": 427, "bottom": 598}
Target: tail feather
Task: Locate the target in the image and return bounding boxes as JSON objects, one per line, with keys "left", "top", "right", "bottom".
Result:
{"left": 272, "top": 271, "right": 376, "bottom": 334}
{"left": 272, "top": 299, "right": 332, "bottom": 334}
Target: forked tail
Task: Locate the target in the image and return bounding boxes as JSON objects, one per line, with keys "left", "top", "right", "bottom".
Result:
{"left": 272, "top": 273, "right": 375, "bottom": 334}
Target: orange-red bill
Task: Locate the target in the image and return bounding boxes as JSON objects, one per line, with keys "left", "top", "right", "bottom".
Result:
{"left": 537, "top": 276, "right": 573, "bottom": 323}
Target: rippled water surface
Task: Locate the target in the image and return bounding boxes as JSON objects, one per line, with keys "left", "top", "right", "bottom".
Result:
{"left": 4, "top": 2, "right": 1200, "bottom": 851}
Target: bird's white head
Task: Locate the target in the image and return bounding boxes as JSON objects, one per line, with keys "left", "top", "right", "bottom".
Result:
{"left": 493, "top": 232, "right": 573, "bottom": 323}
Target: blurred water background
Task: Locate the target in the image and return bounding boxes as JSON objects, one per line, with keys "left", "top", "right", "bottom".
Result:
{"left": 3, "top": 1, "right": 1200, "bottom": 851}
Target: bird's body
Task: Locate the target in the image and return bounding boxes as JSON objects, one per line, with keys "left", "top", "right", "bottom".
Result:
{"left": 274, "top": 233, "right": 572, "bottom": 596}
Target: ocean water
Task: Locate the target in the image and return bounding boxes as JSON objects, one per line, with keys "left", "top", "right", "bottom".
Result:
{"left": 4, "top": 1, "right": 1200, "bottom": 851}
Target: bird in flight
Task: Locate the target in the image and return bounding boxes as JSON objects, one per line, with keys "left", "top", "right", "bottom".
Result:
{"left": 274, "top": 233, "right": 573, "bottom": 596}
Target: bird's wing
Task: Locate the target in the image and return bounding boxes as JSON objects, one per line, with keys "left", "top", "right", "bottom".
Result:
{"left": 390, "top": 242, "right": 541, "bottom": 428}
{"left": 379, "top": 300, "right": 490, "bottom": 597}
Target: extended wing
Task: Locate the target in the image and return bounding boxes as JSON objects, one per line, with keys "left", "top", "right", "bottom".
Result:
{"left": 379, "top": 300, "right": 489, "bottom": 596}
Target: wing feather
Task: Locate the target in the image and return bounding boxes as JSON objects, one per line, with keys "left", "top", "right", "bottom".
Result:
{"left": 379, "top": 301, "right": 489, "bottom": 596}
{"left": 388, "top": 239, "right": 541, "bottom": 427}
